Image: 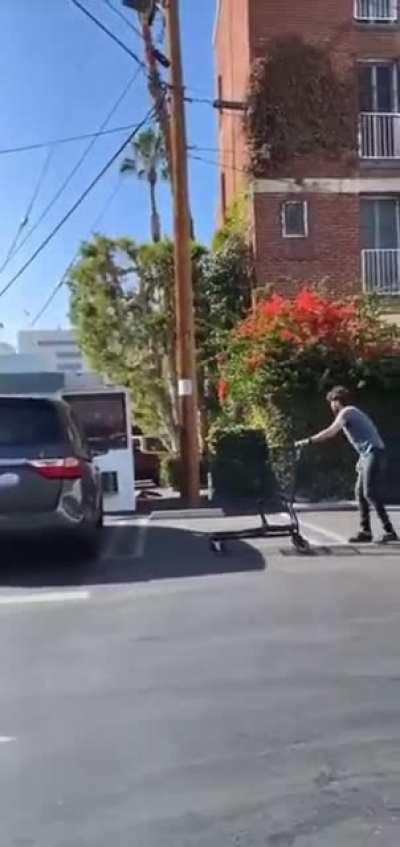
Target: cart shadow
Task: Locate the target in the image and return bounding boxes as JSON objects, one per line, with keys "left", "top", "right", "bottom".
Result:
{"left": 0, "top": 524, "right": 266, "bottom": 588}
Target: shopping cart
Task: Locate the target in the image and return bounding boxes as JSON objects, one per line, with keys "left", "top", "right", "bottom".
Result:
{"left": 209, "top": 446, "right": 311, "bottom": 555}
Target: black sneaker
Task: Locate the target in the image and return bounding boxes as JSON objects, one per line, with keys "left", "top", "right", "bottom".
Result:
{"left": 349, "top": 531, "right": 373, "bottom": 544}
{"left": 377, "top": 531, "right": 399, "bottom": 545}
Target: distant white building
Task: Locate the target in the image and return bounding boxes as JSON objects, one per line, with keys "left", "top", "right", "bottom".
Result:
{"left": 0, "top": 342, "right": 15, "bottom": 356}
{"left": 18, "top": 329, "right": 88, "bottom": 374}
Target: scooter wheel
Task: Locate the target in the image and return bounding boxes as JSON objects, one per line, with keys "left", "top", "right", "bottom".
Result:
{"left": 292, "top": 533, "right": 311, "bottom": 554}
{"left": 210, "top": 539, "right": 227, "bottom": 555}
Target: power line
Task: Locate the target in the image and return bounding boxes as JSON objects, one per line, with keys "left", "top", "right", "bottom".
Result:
{"left": 70, "top": 0, "right": 146, "bottom": 70}
{"left": 0, "top": 106, "right": 156, "bottom": 301}
{"left": 30, "top": 277, "right": 67, "bottom": 329}
{"left": 0, "top": 145, "right": 55, "bottom": 275}
{"left": 188, "top": 144, "right": 236, "bottom": 155}
{"left": 189, "top": 153, "right": 248, "bottom": 175}
{"left": 30, "top": 180, "right": 123, "bottom": 327}
{"left": 1, "top": 70, "right": 141, "bottom": 275}
{"left": 184, "top": 94, "right": 215, "bottom": 106}
{"left": 0, "top": 122, "right": 144, "bottom": 157}
{"left": 100, "top": 0, "right": 143, "bottom": 40}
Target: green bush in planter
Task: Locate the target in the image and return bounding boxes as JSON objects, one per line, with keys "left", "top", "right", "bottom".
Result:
{"left": 211, "top": 428, "right": 274, "bottom": 500}
{"left": 161, "top": 455, "right": 182, "bottom": 490}
{"left": 161, "top": 455, "right": 208, "bottom": 491}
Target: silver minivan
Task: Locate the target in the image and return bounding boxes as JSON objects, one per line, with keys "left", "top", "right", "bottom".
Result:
{"left": 0, "top": 395, "right": 103, "bottom": 549}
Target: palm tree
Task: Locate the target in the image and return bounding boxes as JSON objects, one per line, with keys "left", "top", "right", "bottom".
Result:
{"left": 120, "top": 128, "right": 168, "bottom": 243}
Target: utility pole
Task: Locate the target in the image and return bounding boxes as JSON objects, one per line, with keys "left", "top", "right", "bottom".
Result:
{"left": 164, "top": 0, "right": 200, "bottom": 506}
{"left": 123, "top": 1, "right": 172, "bottom": 174}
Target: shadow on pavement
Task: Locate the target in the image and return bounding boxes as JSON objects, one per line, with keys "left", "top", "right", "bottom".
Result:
{"left": 0, "top": 525, "right": 265, "bottom": 588}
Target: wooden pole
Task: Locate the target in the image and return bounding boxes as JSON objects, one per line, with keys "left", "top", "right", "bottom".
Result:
{"left": 164, "top": 0, "right": 200, "bottom": 506}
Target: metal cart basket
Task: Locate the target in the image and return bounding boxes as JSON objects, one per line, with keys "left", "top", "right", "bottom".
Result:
{"left": 209, "top": 446, "right": 311, "bottom": 555}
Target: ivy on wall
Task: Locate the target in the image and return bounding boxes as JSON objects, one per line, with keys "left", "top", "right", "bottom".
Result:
{"left": 246, "top": 36, "right": 357, "bottom": 174}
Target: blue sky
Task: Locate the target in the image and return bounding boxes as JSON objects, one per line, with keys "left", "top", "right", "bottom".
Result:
{"left": 0, "top": 0, "right": 217, "bottom": 345}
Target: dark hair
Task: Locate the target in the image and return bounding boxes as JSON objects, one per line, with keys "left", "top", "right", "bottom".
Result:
{"left": 326, "top": 386, "right": 351, "bottom": 406}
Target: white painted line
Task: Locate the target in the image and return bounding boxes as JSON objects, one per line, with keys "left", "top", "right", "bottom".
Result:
{"left": 133, "top": 517, "right": 150, "bottom": 559}
{"left": 300, "top": 518, "right": 349, "bottom": 546}
{"left": 0, "top": 736, "right": 16, "bottom": 744}
{"left": 100, "top": 528, "right": 118, "bottom": 560}
{"left": 0, "top": 590, "right": 90, "bottom": 606}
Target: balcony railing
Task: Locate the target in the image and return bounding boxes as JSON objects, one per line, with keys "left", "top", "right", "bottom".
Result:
{"left": 359, "top": 112, "right": 400, "bottom": 158}
{"left": 354, "top": 0, "right": 398, "bottom": 21}
{"left": 362, "top": 249, "right": 400, "bottom": 294}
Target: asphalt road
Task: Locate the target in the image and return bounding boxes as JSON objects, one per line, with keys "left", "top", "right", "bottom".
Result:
{"left": 1, "top": 513, "right": 400, "bottom": 846}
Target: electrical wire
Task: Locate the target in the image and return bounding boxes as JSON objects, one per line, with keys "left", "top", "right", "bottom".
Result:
{"left": 70, "top": 0, "right": 146, "bottom": 70}
{"left": 0, "top": 122, "right": 145, "bottom": 157}
{"left": 100, "top": 0, "right": 143, "bottom": 40}
{"left": 0, "top": 145, "right": 55, "bottom": 274}
{"left": 188, "top": 144, "right": 236, "bottom": 155}
{"left": 1, "top": 69, "right": 141, "bottom": 275}
{"left": 32, "top": 142, "right": 248, "bottom": 323}
{"left": 30, "top": 179, "right": 123, "bottom": 327}
{"left": 0, "top": 106, "right": 156, "bottom": 301}
{"left": 184, "top": 95, "right": 215, "bottom": 105}
{"left": 189, "top": 153, "right": 248, "bottom": 175}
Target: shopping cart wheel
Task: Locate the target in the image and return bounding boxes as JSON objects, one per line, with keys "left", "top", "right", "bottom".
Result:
{"left": 292, "top": 532, "right": 311, "bottom": 554}
{"left": 210, "top": 538, "right": 227, "bottom": 555}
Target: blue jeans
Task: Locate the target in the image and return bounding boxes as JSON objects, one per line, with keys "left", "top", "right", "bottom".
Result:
{"left": 355, "top": 449, "right": 393, "bottom": 534}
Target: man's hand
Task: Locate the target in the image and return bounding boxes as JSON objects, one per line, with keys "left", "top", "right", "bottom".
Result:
{"left": 295, "top": 438, "right": 310, "bottom": 448}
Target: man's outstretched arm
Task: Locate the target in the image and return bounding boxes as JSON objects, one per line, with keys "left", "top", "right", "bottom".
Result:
{"left": 295, "top": 411, "right": 345, "bottom": 448}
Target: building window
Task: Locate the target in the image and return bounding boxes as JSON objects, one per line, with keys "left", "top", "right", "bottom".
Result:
{"left": 354, "top": 0, "right": 398, "bottom": 24}
{"left": 282, "top": 201, "right": 308, "bottom": 238}
{"left": 358, "top": 61, "right": 399, "bottom": 113}
{"left": 37, "top": 340, "right": 77, "bottom": 347}
{"left": 360, "top": 196, "right": 400, "bottom": 294}
{"left": 56, "top": 351, "right": 80, "bottom": 359}
{"left": 59, "top": 363, "right": 81, "bottom": 372}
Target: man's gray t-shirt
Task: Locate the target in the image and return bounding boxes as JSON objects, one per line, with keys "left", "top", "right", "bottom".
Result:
{"left": 336, "top": 406, "right": 385, "bottom": 455}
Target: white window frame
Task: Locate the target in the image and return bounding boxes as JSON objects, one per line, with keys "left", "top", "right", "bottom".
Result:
{"left": 353, "top": 0, "right": 398, "bottom": 23}
{"left": 358, "top": 59, "right": 399, "bottom": 112}
{"left": 281, "top": 200, "right": 309, "bottom": 239}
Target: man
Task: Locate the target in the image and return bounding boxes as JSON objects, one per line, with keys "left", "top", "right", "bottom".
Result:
{"left": 296, "top": 386, "right": 398, "bottom": 544}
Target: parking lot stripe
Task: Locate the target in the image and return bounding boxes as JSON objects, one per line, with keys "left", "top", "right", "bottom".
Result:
{"left": 133, "top": 518, "right": 150, "bottom": 559}
{"left": 300, "top": 519, "right": 349, "bottom": 546}
{"left": 0, "top": 590, "right": 90, "bottom": 606}
{"left": 0, "top": 736, "right": 16, "bottom": 744}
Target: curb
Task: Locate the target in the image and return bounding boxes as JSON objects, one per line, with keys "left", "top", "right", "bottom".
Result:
{"left": 294, "top": 501, "right": 357, "bottom": 513}
{"left": 148, "top": 503, "right": 400, "bottom": 521}
{"left": 150, "top": 508, "right": 224, "bottom": 521}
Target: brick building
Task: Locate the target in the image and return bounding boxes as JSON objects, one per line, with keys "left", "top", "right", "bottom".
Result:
{"left": 214, "top": 0, "right": 400, "bottom": 299}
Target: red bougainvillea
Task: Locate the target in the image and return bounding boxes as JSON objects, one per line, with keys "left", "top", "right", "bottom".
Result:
{"left": 217, "top": 377, "right": 230, "bottom": 405}
{"left": 217, "top": 287, "right": 400, "bottom": 406}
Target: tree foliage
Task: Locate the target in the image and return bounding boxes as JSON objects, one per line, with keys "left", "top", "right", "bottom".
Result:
{"left": 218, "top": 288, "right": 400, "bottom": 410}
{"left": 68, "top": 229, "right": 253, "bottom": 453}
{"left": 120, "top": 128, "right": 168, "bottom": 243}
{"left": 198, "top": 234, "right": 252, "bottom": 375}
{"left": 216, "top": 288, "right": 400, "bottom": 499}
{"left": 68, "top": 235, "right": 208, "bottom": 452}
{"left": 246, "top": 36, "right": 356, "bottom": 174}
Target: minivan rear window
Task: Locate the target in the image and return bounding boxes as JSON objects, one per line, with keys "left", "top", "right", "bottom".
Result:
{"left": 0, "top": 399, "right": 63, "bottom": 447}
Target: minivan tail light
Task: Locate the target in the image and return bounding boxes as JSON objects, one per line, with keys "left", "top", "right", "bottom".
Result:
{"left": 29, "top": 458, "right": 83, "bottom": 480}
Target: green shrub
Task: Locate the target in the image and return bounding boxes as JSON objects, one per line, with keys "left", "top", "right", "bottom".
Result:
{"left": 161, "top": 455, "right": 208, "bottom": 491}
{"left": 211, "top": 428, "right": 274, "bottom": 500}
